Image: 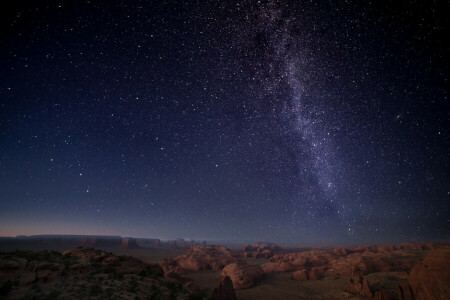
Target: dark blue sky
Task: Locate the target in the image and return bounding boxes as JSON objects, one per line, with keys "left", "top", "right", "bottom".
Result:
{"left": 0, "top": 0, "right": 448, "bottom": 245}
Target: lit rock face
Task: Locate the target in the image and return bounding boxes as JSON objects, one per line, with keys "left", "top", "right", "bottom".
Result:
{"left": 221, "top": 262, "right": 264, "bottom": 289}
{"left": 347, "top": 275, "right": 373, "bottom": 297}
{"left": 407, "top": 246, "right": 450, "bottom": 300}
{"left": 265, "top": 244, "right": 427, "bottom": 279}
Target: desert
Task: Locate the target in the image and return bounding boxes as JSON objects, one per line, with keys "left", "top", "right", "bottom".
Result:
{"left": 0, "top": 236, "right": 448, "bottom": 299}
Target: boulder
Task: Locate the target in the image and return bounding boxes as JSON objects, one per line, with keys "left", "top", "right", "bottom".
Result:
{"left": 211, "top": 276, "right": 238, "bottom": 300}
{"left": 347, "top": 275, "right": 373, "bottom": 297}
{"left": 221, "top": 262, "right": 264, "bottom": 289}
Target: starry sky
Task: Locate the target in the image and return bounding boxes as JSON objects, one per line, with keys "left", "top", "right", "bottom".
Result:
{"left": 0, "top": 0, "right": 448, "bottom": 245}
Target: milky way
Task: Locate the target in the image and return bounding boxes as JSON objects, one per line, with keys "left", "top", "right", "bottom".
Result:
{"left": 0, "top": 0, "right": 448, "bottom": 244}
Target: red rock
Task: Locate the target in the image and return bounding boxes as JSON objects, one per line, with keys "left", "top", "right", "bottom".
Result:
{"left": 292, "top": 269, "right": 308, "bottom": 280}
{"left": 309, "top": 266, "right": 325, "bottom": 280}
{"left": 400, "top": 242, "right": 443, "bottom": 251}
{"left": 332, "top": 247, "right": 349, "bottom": 256}
{"left": 347, "top": 275, "right": 373, "bottom": 297}
{"left": 407, "top": 246, "right": 450, "bottom": 300}
{"left": 160, "top": 245, "right": 238, "bottom": 275}
{"left": 221, "top": 262, "right": 264, "bottom": 289}
{"left": 375, "top": 290, "right": 390, "bottom": 300}
{"left": 262, "top": 261, "right": 298, "bottom": 273}
{"left": 121, "top": 238, "right": 139, "bottom": 249}
{"left": 211, "top": 276, "right": 238, "bottom": 300}
{"left": 397, "top": 283, "right": 414, "bottom": 300}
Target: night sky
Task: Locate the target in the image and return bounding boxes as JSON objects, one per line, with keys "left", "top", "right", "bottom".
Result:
{"left": 0, "top": 1, "right": 448, "bottom": 245}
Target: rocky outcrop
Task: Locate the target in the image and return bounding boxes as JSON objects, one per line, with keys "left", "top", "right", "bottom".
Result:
{"left": 242, "top": 241, "right": 281, "bottom": 259}
{"left": 160, "top": 245, "right": 237, "bottom": 275}
{"left": 400, "top": 242, "right": 443, "bottom": 251}
{"left": 0, "top": 248, "right": 191, "bottom": 299}
{"left": 407, "top": 246, "right": 450, "bottom": 300}
{"left": 292, "top": 269, "right": 308, "bottom": 280}
{"left": 332, "top": 247, "right": 349, "bottom": 256}
{"left": 347, "top": 275, "right": 373, "bottom": 297}
{"left": 211, "top": 276, "right": 238, "bottom": 300}
{"left": 221, "top": 262, "right": 264, "bottom": 289}
{"left": 262, "top": 261, "right": 298, "bottom": 273}
{"left": 264, "top": 244, "right": 427, "bottom": 279}
{"left": 397, "top": 283, "right": 414, "bottom": 300}
{"left": 375, "top": 290, "right": 391, "bottom": 300}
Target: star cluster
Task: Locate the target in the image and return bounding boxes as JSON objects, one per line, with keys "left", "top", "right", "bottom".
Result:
{"left": 0, "top": 0, "right": 448, "bottom": 244}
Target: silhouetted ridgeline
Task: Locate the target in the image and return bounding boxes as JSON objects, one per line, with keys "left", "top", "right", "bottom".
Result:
{"left": 0, "top": 235, "right": 162, "bottom": 251}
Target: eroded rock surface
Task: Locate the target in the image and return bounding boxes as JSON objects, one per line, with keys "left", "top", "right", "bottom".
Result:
{"left": 347, "top": 275, "right": 373, "bottom": 297}
{"left": 160, "top": 245, "right": 237, "bottom": 275}
{"left": 0, "top": 248, "right": 189, "bottom": 299}
{"left": 407, "top": 246, "right": 450, "bottom": 300}
{"left": 211, "top": 276, "right": 238, "bottom": 300}
{"left": 221, "top": 262, "right": 264, "bottom": 289}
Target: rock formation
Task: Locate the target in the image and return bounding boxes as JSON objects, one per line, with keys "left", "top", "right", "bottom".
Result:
{"left": 375, "top": 290, "right": 391, "bottom": 300}
{"left": 406, "top": 246, "right": 450, "bottom": 300}
{"left": 397, "top": 283, "right": 414, "bottom": 300}
{"left": 160, "top": 245, "right": 237, "bottom": 275}
{"left": 221, "top": 262, "right": 264, "bottom": 289}
{"left": 292, "top": 269, "right": 308, "bottom": 280}
{"left": 211, "top": 276, "right": 238, "bottom": 300}
{"left": 347, "top": 275, "right": 373, "bottom": 297}
{"left": 242, "top": 241, "right": 281, "bottom": 259}
{"left": 263, "top": 244, "right": 427, "bottom": 279}
{"left": 121, "top": 237, "right": 139, "bottom": 249}
{"left": 0, "top": 248, "right": 191, "bottom": 299}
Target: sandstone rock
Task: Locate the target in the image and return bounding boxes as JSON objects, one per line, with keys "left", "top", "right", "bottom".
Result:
{"left": 408, "top": 246, "right": 450, "bottom": 300}
{"left": 309, "top": 266, "right": 324, "bottom": 280}
{"left": 292, "top": 269, "right": 308, "bottom": 280}
{"left": 262, "top": 261, "right": 298, "bottom": 273}
{"left": 400, "top": 242, "right": 442, "bottom": 251}
{"left": 332, "top": 247, "right": 349, "bottom": 256}
{"left": 221, "top": 262, "right": 264, "bottom": 289}
{"left": 347, "top": 275, "right": 373, "bottom": 297}
{"left": 375, "top": 290, "right": 390, "bottom": 300}
{"left": 211, "top": 276, "right": 238, "bottom": 300}
{"left": 397, "top": 283, "right": 414, "bottom": 300}
{"left": 160, "top": 245, "right": 237, "bottom": 275}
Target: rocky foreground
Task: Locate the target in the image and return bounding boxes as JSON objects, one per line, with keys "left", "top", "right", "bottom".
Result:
{"left": 0, "top": 247, "right": 222, "bottom": 299}
{"left": 0, "top": 242, "right": 448, "bottom": 299}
